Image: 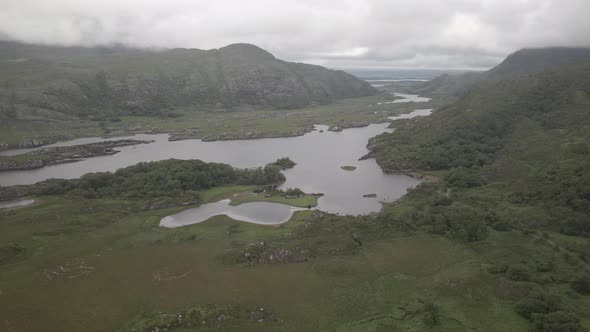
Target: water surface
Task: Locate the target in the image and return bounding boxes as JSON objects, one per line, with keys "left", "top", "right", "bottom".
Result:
{"left": 0, "top": 198, "right": 35, "bottom": 209}
{"left": 0, "top": 96, "right": 431, "bottom": 217}
{"left": 389, "top": 109, "right": 433, "bottom": 120}
{"left": 160, "top": 199, "right": 305, "bottom": 227}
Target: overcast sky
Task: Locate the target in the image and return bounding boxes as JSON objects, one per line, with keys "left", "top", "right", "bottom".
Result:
{"left": 1, "top": 0, "right": 589, "bottom": 69}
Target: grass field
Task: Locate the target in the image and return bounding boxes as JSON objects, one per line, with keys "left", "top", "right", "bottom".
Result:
{"left": 3, "top": 189, "right": 588, "bottom": 331}
{"left": 229, "top": 191, "right": 319, "bottom": 208}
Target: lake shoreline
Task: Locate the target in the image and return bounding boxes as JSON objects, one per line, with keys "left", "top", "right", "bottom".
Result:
{"left": 0, "top": 139, "right": 152, "bottom": 171}
{"left": 1, "top": 94, "right": 432, "bottom": 156}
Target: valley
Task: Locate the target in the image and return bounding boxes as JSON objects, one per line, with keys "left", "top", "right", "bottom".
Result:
{"left": 1, "top": 43, "right": 590, "bottom": 332}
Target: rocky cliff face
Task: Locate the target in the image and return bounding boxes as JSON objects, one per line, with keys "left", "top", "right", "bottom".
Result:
{"left": 0, "top": 42, "right": 376, "bottom": 120}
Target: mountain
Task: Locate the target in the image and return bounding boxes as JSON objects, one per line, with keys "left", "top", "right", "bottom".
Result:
{"left": 409, "top": 71, "right": 482, "bottom": 97}
{"left": 369, "top": 51, "right": 590, "bottom": 330}
{"left": 488, "top": 47, "right": 590, "bottom": 77}
{"left": 412, "top": 47, "right": 590, "bottom": 98}
{"left": 0, "top": 42, "right": 376, "bottom": 121}
{"left": 370, "top": 51, "right": 590, "bottom": 234}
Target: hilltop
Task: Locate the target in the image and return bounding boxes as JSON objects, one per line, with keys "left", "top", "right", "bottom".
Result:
{"left": 411, "top": 47, "right": 590, "bottom": 97}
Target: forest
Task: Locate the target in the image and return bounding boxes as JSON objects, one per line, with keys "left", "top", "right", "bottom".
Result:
{"left": 23, "top": 159, "right": 285, "bottom": 208}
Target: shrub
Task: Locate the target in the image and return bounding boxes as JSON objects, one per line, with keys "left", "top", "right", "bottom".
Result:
{"left": 515, "top": 291, "right": 560, "bottom": 320}
{"left": 530, "top": 311, "right": 581, "bottom": 332}
{"left": 507, "top": 264, "right": 531, "bottom": 282}
{"left": 571, "top": 276, "right": 590, "bottom": 295}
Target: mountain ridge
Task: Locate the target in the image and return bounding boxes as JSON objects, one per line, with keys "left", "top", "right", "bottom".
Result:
{"left": 410, "top": 47, "right": 590, "bottom": 97}
{"left": 0, "top": 41, "right": 376, "bottom": 121}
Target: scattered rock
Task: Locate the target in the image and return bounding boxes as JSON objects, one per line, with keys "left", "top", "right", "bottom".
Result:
{"left": 236, "top": 242, "right": 309, "bottom": 264}
{"left": 41, "top": 259, "right": 95, "bottom": 280}
{"left": 123, "top": 304, "right": 282, "bottom": 331}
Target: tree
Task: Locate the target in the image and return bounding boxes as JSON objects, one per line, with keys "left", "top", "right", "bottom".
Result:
{"left": 271, "top": 157, "right": 296, "bottom": 170}
{"left": 285, "top": 187, "right": 305, "bottom": 197}
{"left": 443, "top": 203, "right": 489, "bottom": 242}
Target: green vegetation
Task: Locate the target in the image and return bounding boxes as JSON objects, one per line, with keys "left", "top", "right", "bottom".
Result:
{"left": 2, "top": 48, "right": 590, "bottom": 331}
{"left": 0, "top": 139, "right": 149, "bottom": 170}
{"left": 0, "top": 243, "right": 27, "bottom": 265}
{"left": 409, "top": 47, "right": 590, "bottom": 99}
{"left": 0, "top": 41, "right": 374, "bottom": 123}
{"left": 120, "top": 304, "right": 284, "bottom": 331}
{"left": 4, "top": 159, "right": 285, "bottom": 209}
{"left": 371, "top": 61, "right": 590, "bottom": 235}
{"left": 269, "top": 157, "right": 297, "bottom": 170}
{"left": 369, "top": 57, "right": 590, "bottom": 330}
{"left": 5, "top": 187, "right": 589, "bottom": 331}
{"left": 229, "top": 190, "right": 318, "bottom": 208}
{"left": 0, "top": 91, "right": 444, "bottom": 150}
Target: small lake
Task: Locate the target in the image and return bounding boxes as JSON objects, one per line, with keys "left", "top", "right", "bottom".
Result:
{"left": 160, "top": 199, "right": 306, "bottom": 227}
{"left": 0, "top": 94, "right": 432, "bottom": 223}
{"left": 0, "top": 198, "right": 35, "bottom": 209}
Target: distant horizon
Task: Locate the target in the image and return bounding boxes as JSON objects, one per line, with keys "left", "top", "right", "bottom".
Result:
{"left": 339, "top": 68, "right": 485, "bottom": 75}
{"left": 3, "top": 37, "right": 590, "bottom": 73}
{"left": 2, "top": 0, "right": 589, "bottom": 69}
{"left": 0, "top": 38, "right": 525, "bottom": 72}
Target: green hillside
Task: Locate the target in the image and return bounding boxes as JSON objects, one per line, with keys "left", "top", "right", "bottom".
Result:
{"left": 0, "top": 42, "right": 376, "bottom": 121}
{"left": 369, "top": 56, "right": 590, "bottom": 330}
{"left": 411, "top": 47, "right": 590, "bottom": 98}
{"left": 2, "top": 47, "right": 590, "bottom": 331}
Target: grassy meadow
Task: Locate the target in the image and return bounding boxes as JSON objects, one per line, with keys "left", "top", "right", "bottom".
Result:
{"left": 3, "top": 183, "right": 588, "bottom": 331}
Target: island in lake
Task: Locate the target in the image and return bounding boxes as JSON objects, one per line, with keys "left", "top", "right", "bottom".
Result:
{"left": 340, "top": 165, "right": 358, "bottom": 171}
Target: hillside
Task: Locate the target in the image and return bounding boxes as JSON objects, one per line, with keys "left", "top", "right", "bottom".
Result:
{"left": 2, "top": 48, "right": 590, "bottom": 331}
{"left": 371, "top": 60, "right": 590, "bottom": 223}
{"left": 368, "top": 55, "right": 590, "bottom": 331}
{"left": 411, "top": 47, "right": 590, "bottom": 98}
{"left": 0, "top": 42, "right": 376, "bottom": 121}
{"left": 488, "top": 47, "right": 590, "bottom": 77}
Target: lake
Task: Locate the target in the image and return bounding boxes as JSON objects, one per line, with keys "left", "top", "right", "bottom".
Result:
{"left": 0, "top": 198, "right": 36, "bottom": 209}
{"left": 160, "top": 199, "right": 306, "bottom": 227}
{"left": 0, "top": 94, "right": 432, "bottom": 223}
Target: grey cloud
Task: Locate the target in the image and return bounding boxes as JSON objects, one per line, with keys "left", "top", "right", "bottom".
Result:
{"left": 0, "top": 0, "right": 589, "bottom": 69}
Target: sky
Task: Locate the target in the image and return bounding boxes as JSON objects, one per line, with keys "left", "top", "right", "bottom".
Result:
{"left": 1, "top": 0, "right": 589, "bottom": 70}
